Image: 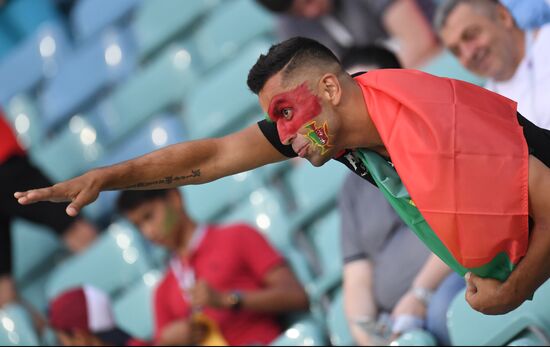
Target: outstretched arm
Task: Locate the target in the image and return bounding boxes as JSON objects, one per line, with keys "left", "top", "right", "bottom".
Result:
{"left": 15, "top": 124, "right": 287, "bottom": 216}
{"left": 466, "top": 155, "right": 550, "bottom": 314}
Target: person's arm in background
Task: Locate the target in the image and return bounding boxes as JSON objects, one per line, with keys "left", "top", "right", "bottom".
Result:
{"left": 382, "top": 0, "right": 441, "bottom": 68}
{"left": 391, "top": 255, "right": 452, "bottom": 334}
{"left": 466, "top": 155, "right": 550, "bottom": 315}
{"left": 15, "top": 124, "right": 287, "bottom": 216}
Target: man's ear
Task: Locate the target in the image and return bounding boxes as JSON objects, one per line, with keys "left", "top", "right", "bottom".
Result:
{"left": 318, "top": 73, "right": 342, "bottom": 106}
{"left": 496, "top": 4, "right": 515, "bottom": 29}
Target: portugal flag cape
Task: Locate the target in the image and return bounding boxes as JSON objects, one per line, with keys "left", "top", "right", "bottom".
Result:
{"left": 355, "top": 70, "right": 529, "bottom": 281}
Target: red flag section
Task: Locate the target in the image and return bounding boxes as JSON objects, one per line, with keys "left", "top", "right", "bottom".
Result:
{"left": 356, "top": 69, "right": 529, "bottom": 269}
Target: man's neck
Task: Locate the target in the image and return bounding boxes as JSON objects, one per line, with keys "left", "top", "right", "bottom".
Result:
{"left": 175, "top": 217, "right": 198, "bottom": 258}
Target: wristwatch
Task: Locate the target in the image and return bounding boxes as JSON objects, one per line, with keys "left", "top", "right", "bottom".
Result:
{"left": 226, "top": 291, "right": 243, "bottom": 311}
{"left": 411, "top": 287, "right": 433, "bottom": 306}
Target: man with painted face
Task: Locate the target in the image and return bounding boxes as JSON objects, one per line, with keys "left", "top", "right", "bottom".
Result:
{"left": 116, "top": 189, "right": 309, "bottom": 346}
{"left": 14, "top": 37, "right": 550, "bottom": 316}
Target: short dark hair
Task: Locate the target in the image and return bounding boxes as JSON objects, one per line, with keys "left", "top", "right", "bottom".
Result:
{"left": 434, "top": 0, "right": 501, "bottom": 33}
{"left": 255, "top": 0, "right": 293, "bottom": 13}
{"left": 341, "top": 45, "right": 402, "bottom": 70}
{"left": 247, "top": 37, "right": 341, "bottom": 95}
{"left": 116, "top": 189, "right": 172, "bottom": 213}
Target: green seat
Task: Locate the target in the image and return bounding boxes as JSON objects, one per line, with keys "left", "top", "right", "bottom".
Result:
{"left": 133, "top": 0, "right": 216, "bottom": 60}
{"left": 95, "top": 43, "right": 198, "bottom": 146}
{"left": 29, "top": 115, "right": 103, "bottom": 182}
{"left": 45, "top": 219, "right": 155, "bottom": 300}
{"left": 390, "top": 329, "right": 437, "bottom": 346}
{"left": 193, "top": 0, "right": 275, "bottom": 70}
{"left": 270, "top": 316, "right": 328, "bottom": 346}
{"left": 420, "top": 49, "right": 485, "bottom": 86}
{"left": 447, "top": 280, "right": 550, "bottom": 346}
{"left": 113, "top": 270, "right": 163, "bottom": 341}
{"left": 303, "top": 208, "right": 343, "bottom": 303}
{"left": 0, "top": 304, "right": 40, "bottom": 346}
{"left": 285, "top": 160, "right": 348, "bottom": 229}
{"left": 183, "top": 40, "right": 270, "bottom": 140}
{"left": 3, "top": 94, "right": 43, "bottom": 149}
{"left": 326, "top": 287, "right": 355, "bottom": 346}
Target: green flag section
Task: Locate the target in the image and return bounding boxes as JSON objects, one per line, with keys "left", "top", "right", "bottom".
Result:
{"left": 357, "top": 150, "right": 515, "bottom": 281}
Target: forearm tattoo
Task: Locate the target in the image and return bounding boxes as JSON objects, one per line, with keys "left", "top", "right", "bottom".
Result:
{"left": 123, "top": 169, "right": 201, "bottom": 189}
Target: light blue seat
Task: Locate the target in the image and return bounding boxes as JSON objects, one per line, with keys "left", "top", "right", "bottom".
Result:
{"left": 1, "top": 0, "right": 60, "bottom": 39}
{"left": 133, "top": 0, "right": 217, "bottom": 60}
{"left": 83, "top": 114, "right": 187, "bottom": 221}
{"left": 90, "top": 43, "right": 198, "bottom": 146}
{"left": 270, "top": 316, "right": 328, "bottom": 346}
{"left": 29, "top": 115, "right": 104, "bottom": 182}
{"left": 420, "top": 49, "right": 485, "bottom": 86}
{"left": 285, "top": 160, "right": 348, "bottom": 229}
{"left": 183, "top": 40, "right": 270, "bottom": 140}
{"left": 71, "top": 0, "right": 141, "bottom": 42}
{"left": 0, "top": 21, "right": 71, "bottom": 104}
{"left": 11, "top": 219, "right": 63, "bottom": 285}
{"left": 390, "top": 330, "right": 437, "bottom": 346}
{"left": 447, "top": 280, "right": 550, "bottom": 346}
{"left": 113, "top": 270, "right": 163, "bottom": 341}
{"left": 326, "top": 287, "right": 355, "bottom": 346}
{"left": 3, "top": 94, "right": 43, "bottom": 148}
{"left": 220, "top": 186, "right": 314, "bottom": 285}
{"left": 45, "top": 219, "right": 155, "bottom": 300}
{"left": 193, "top": 0, "right": 275, "bottom": 70}
{"left": 303, "top": 208, "right": 343, "bottom": 303}
{"left": 40, "top": 27, "right": 138, "bottom": 132}
{"left": 0, "top": 304, "right": 40, "bottom": 346}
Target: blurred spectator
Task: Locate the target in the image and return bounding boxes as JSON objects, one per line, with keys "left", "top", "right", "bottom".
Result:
{"left": 435, "top": 0, "right": 550, "bottom": 130}
{"left": 255, "top": 0, "right": 440, "bottom": 68}
{"left": 500, "top": 0, "right": 550, "bottom": 30}
{"left": 116, "top": 189, "right": 309, "bottom": 346}
{"left": 49, "top": 286, "right": 147, "bottom": 346}
{"left": 340, "top": 173, "right": 464, "bottom": 346}
{"left": 0, "top": 112, "right": 97, "bottom": 307}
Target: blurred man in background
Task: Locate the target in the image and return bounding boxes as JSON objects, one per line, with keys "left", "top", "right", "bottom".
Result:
{"left": 116, "top": 189, "right": 309, "bottom": 346}
{"left": 0, "top": 111, "right": 97, "bottom": 308}
{"left": 436, "top": 0, "right": 550, "bottom": 130}
{"left": 255, "top": 0, "right": 440, "bottom": 68}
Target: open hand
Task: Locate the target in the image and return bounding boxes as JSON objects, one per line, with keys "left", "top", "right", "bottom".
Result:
{"left": 14, "top": 172, "right": 101, "bottom": 217}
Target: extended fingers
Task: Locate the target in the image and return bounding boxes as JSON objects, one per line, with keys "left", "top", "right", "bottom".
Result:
{"left": 14, "top": 186, "right": 66, "bottom": 205}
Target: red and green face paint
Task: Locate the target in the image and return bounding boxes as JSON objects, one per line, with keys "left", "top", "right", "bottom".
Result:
{"left": 305, "top": 120, "right": 332, "bottom": 155}
{"left": 267, "top": 83, "right": 322, "bottom": 144}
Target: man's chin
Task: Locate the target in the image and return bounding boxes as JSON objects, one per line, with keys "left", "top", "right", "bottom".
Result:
{"left": 306, "top": 155, "right": 331, "bottom": 167}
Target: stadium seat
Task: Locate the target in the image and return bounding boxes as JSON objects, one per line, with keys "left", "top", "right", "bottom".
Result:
{"left": 270, "top": 316, "right": 328, "bottom": 346}
{"left": 29, "top": 115, "right": 104, "bottom": 182}
{"left": 326, "top": 287, "right": 356, "bottom": 346}
{"left": 0, "top": 21, "right": 16, "bottom": 61}
{"left": 0, "top": 21, "right": 71, "bottom": 104}
{"left": 183, "top": 40, "right": 270, "bottom": 140}
{"left": 3, "top": 94, "right": 43, "bottom": 148}
{"left": 90, "top": 43, "right": 198, "bottom": 146}
{"left": 133, "top": 0, "right": 217, "bottom": 60}
{"left": 390, "top": 330, "right": 437, "bottom": 346}
{"left": 71, "top": 0, "right": 141, "bottom": 42}
{"left": 192, "top": 0, "right": 275, "bottom": 70}
{"left": 284, "top": 160, "right": 348, "bottom": 230}
{"left": 0, "top": 304, "right": 40, "bottom": 346}
{"left": 113, "top": 270, "right": 163, "bottom": 341}
{"left": 84, "top": 113, "right": 187, "bottom": 222}
{"left": 40, "top": 27, "right": 138, "bottom": 132}
{"left": 1, "top": 0, "right": 60, "bottom": 39}
{"left": 45, "top": 219, "right": 155, "bottom": 300}
{"left": 420, "top": 49, "right": 485, "bottom": 86}
{"left": 303, "top": 209, "right": 343, "bottom": 303}
{"left": 220, "top": 186, "right": 314, "bottom": 285}
{"left": 447, "top": 280, "right": 550, "bottom": 346}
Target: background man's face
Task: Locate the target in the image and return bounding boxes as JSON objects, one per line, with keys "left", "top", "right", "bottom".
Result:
{"left": 125, "top": 197, "right": 181, "bottom": 249}
{"left": 440, "top": 3, "right": 518, "bottom": 81}
{"left": 289, "top": 0, "right": 332, "bottom": 18}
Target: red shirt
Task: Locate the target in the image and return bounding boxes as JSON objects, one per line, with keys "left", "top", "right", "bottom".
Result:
{"left": 0, "top": 113, "right": 25, "bottom": 164}
{"left": 154, "top": 224, "right": 285, "bottom": 346}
